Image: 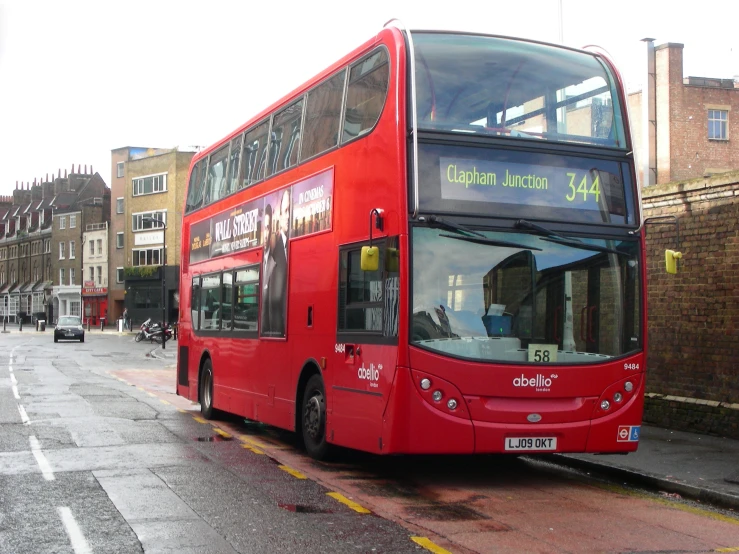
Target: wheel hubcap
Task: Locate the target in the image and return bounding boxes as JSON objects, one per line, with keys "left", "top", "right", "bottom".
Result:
{"left": 304, "top": 394, "right": 323, "bottom": 440}
{"left": 202, "top": 370, "right": 212, "bottom": 408}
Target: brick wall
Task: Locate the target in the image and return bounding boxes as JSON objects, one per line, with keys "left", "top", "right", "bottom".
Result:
{"left": 642, "top": 171, "right": 739, "bottom": 438}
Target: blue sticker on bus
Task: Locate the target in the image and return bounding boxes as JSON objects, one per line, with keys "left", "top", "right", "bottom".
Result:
{"left": 617, "top": 425, "right": 640, "bottom": 442}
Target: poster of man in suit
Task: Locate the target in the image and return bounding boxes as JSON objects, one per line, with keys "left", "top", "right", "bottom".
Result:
{"left": 260, "top": 188, "right": 291, "bottom": 337}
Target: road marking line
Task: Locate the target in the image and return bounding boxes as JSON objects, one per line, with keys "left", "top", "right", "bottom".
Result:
{"left": 12, "top": 385, "right": 19, "bottom": 399}
{"left": 18, "top": 405, "right": 30, "bottom": 424}
{"left": 177, "top": 409, "right": 187, "bottom": 413}
{"left": 57, "top": 507, "right": 92, "bottom": 554}
{"left": 278, "top": 465, "right": 307, "bottom": 479}
{"left": 717, "top": 548, "right": 739, "bottom": 552}
{"left": 193, "top": 416, "right": 209, "bottom": 424}
{"left": 213, "top": 428, "right": 231, "bottom": 439}
{"left": 160, "top": 399, "right": 170, "bottom": 405}
{"left": 238, "top": 435, "right": 269, "bottom": 449}
{"left": 411, "top": 537, "right": 452, "bottom": 554}
{"left": 241, "top": 444, "right": 265, "bottom": 455}
{"left": 10, "top": 373, "right": 17, "bottom": 384}
{"left": 326, "top": 492, "right": 371, "bottom": 513}
{"left": 29, "top": 436, "right": 54, "bottom": 481}
{"left": 146, "top": 392, "right": 156, "bottom": 397}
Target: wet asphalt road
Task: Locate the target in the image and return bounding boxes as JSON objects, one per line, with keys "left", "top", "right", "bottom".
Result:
{"left": 0, "top": 332, "right": 425, "bottom": 554}
{"left": 3, "top": 332, "right": 739, "bottom": 554}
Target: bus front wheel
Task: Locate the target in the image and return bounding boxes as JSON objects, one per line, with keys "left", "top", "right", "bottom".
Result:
{"left": 302, "top": 375, "right": 331, "bottom": 460}
{"left": 200, "top": 359, "right": 215, "bottom": 419}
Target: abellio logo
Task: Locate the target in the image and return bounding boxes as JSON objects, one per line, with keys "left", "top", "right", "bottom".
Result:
{"left": 513, "top": 373, "right": 558, "bottom": 392}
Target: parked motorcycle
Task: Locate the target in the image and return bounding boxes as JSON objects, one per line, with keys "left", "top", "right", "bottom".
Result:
{"left": 135, "top": 318, "right": 172, "bottom": 343}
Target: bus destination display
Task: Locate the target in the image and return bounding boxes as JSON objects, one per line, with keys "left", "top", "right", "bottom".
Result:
{"left": 440, "top": 157, "right": 620, "bottom": 212}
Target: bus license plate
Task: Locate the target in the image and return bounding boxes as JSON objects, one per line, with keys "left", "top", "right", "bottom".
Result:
{"left": 505, "top": 437, "right": 557, "bottom": 451}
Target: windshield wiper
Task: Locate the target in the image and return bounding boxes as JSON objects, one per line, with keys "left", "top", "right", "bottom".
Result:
{"left": 515, "top": 219, "right": 628, "bottom": 257}
{"left": 419, "top": 215, "right": 485, "bottom": 237}
{"left": 439, "top": 233, "right": 541, "bottom": 251}
{"left": 515, "top": 219, "right": 580, "bottom": 242}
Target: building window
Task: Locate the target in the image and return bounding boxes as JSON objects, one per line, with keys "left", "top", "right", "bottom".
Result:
{"left": 708, "top": 109, "right": 728, "bottom": 140}
{"left": 70, "top": 301, "right": 81, "bottom": 317}
{"left": 116, "top": 232, "right": 124, "bottom": 249}
{"left": 59, "top": 268, "right": 65, "bottom": 285}
{"left": 116, "top": 197, "right": 124, "bottom": 214}
{"left": 132, "top": 247, "right": 163, "bottom": 266}
{"left": 90, "top": 241, "right": 95, "bottom": 255}
{"left": 116, "top": 267, "right": 124, "bottom": 283}
{"left": 44, "top": 239, "right": 51, "bottom": 254}
{"left": 132, "top": 211, "right": 166, "bottom": 232}
{"left": 117, "top": 162, "right": 124, "bottom": 178}
{"left": 70, "top": 268, "right": 75, "bottom": 286}
{"left": 59, "top": 242, "right": 65, "bottom": 259}
{"left": 70, "top": 215, "right": 77, "bottom": 229}
{"left": 97, "top": 239, "right": 102, "bottom": 254}
{"left": 59, "top": 217, "right": 66, "bottom": 230}
{"left": 89, "top": 267, "right": 95, "bottom": 281}
{"left": 69, "top": 241, "right": 76, "bottom": 259}
{"left": 97, "top": 266, "right": 102, "bottom": 284}
{"left": 132, "top": 173, "right": 167, "bottom": 196}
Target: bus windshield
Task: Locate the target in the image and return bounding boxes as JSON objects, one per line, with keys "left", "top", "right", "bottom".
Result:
{"left": 411, "top": 226, "right": 641, "bottom": 364}
{"left": 411, "top": 32, "right": 627, "bottom": 148}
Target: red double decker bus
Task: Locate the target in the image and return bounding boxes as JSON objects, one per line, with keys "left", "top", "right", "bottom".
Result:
{"left": 177, "top": 23, "right": 647, "bottom": 459}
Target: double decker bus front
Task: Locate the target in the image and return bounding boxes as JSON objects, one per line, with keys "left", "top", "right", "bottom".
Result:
{"left": 397, "top": 32, "right": 644, "bottom": 454}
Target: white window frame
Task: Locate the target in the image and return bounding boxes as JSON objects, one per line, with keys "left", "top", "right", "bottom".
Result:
{"left": 97, "top": 239, "right": 103, "bottom": 255}
{"left": 116, "top": 267, "right": 124, "bottom": 283}
{"left": 117, "top": 162, "right": 125, "bottom": 178}
{"left": 59, "top": 242, "right": 65, "bottom": 260}
{"left": 89, "top": 267, "right": 95, "bottom": 281}
{"left": 89, "top": 241, "right": 95, "bottom": 256}
{"left": 116, "top": 197, "right": 124, "bottom": 214}
{"left": 132, "top": 210, "right": 167, "bottom": 232}
{"left": 59, "top": 268, "right": 65, "bottom": 285}
{"left": 97, "top": 266, "right": 102, "bottom": 285}
{"left": 70, "top": 215, "right": 77, "bottom": 229}
{"left": 116, "top": 232, "right": 124, "bottom": 249}
{"left": 59, "top": 216, "right": 66, "bottom": 230}
{"left": 69, "top": 240, "right": 76, "bottom": 259}
{"left": 132, "top": 173, "right": 168, "bottom": 196}
{"left": 69, "top": 268, "right": 75, "bottom": 286}
{"left": 708, "top": 109, "right": 729, "bottom": 140}
{"left": 132, "top": 247, "right": 163, "bottom": 266}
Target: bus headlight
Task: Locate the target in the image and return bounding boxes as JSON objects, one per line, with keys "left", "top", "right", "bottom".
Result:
{"left": 420, "top": 378, "right": 431, "bottom": 390}
{"left": 624, "top": 381, "right": 633, "bottom": 392}
{"left": 447, "top": 399, "right": 458, "bottom": 410}
{"left": 600, "top": 400, "right": 611, "bottom": 411}
{"left": 613, "top": 392, "right": 623, "bottom": 403}
{"left": 432, "top": 390, "right": 443, "bottom": 402}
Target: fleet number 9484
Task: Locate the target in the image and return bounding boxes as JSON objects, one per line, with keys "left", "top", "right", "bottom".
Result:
{"left": 624, "top": 363, "right": 640, "bottom": 371}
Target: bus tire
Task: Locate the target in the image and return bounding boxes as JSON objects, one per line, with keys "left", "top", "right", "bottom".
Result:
{"left": 200, "top": 358, "right": 215, "bottom": 419}
{"left": 302, "top": 374, "right": 331, "bottom": 460}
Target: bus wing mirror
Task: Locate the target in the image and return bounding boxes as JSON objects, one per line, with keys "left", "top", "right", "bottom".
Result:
{"left": 361, "top": 246, "right": 379, "bottom": 271}
{"left": 665, "top": 249, "right": 682, "bottom": 274}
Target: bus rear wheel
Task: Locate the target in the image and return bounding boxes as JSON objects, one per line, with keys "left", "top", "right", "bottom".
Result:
{"left": 200, "top": 358, "right": 215, "bottom": 419}
{"left": 302, "top": 375, "right": 331, "bottom": 460}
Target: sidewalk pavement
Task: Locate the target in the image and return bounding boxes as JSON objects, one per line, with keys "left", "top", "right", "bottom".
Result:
{"left": 548, "top": 425, "right": 739, "bottom": 511}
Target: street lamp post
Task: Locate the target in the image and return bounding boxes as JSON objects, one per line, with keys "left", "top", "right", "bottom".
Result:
{"left": 142, "top": 215, "right": 167, "bottom": 349}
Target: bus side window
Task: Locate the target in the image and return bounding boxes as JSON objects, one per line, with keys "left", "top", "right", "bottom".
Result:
{"left": 302, "top": 69, "right": 345, "bottom": 161}
{"left": 205, "top": 146, "right": 228, "bottom": 205}
{"left": 185, "top": 161, "right": 206, "bottom": 213}
{"left": 269, "top": 99, "right": 304, "bottom": 176}
{"left": 191, "top": 276, "right": 201, "bottom": 330}
{"left": 226, "top": 136, "right": 242, "bottom": 197}
{"left": 342, "top": 48, "right": 389, "bottom": 143}
{"left": 241, "top": 119, "right": 269, "bottom": 188}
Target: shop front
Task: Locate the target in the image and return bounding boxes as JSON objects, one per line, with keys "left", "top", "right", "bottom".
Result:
{"left": 82, "top": 281, "right": 108, "bottom": 326}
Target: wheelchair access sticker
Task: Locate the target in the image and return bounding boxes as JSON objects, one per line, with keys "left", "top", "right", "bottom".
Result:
{"left": 617, "top": 425, "right": 640, "bottom": 442}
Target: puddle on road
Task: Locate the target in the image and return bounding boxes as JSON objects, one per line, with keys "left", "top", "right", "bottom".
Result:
{"left": 195, "top": 435, "right": 233, "bottom": 442}
{"left": 278, "top": 503, "right": 333, "bottom": 514}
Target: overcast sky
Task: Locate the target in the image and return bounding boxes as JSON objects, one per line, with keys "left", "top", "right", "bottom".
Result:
{"left": 0, "top": 0, "right": 737, "bottom": 196}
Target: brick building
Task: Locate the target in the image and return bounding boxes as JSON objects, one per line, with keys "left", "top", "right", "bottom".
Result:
{"left": 110, "top": 147, "right": 195, "bottom": 326}
{"left": 628, "top": 41, "right": 739, "bottom": 186}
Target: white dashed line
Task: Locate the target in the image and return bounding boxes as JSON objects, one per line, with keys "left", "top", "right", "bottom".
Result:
{"left": 12, "top": 385, "right": 20, "bottom": 399}
{"left": 29, "top": 436, "right": 54, "bottom": 480}
{"left": 18, "top": 405, "right": 30, "bottom": 424}
{"left": 57, "top": 507, "right": 92, "bottom": 554}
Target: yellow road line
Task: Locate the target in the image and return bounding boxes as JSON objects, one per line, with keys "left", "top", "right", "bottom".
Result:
{"left": 411, "top": 537, "right": 452, "bottom": 554}
{"left": 716, "top": 547, "right": 739, "bottom": 552}
{"left": 146, "top": 392, "right": 156, "bottom": 397}
{"left": 599, "top": 483, "right": 739, "bottom": 526}
{"left": 213, "top": 428, "right": 232, "bottom": 439}
{"left": 241, "top": 444, "right": 265, "bottom": 455}
{"left": 193, "top": 416, "right": 209, "bottom": 424}
{"left": 238, "top": 435, "right": 270, "bottom": 449}
{"left": 177, "top": 409, "right": 187, "bottom": 413}
{"left": 278, "top": 465, "right": 307, "bottom": 479}
{"left": 159, "top": 399, "right": 170, "bottom": 405}
{"left": 326, "top": 492, "right": 371, "bottom": 514}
